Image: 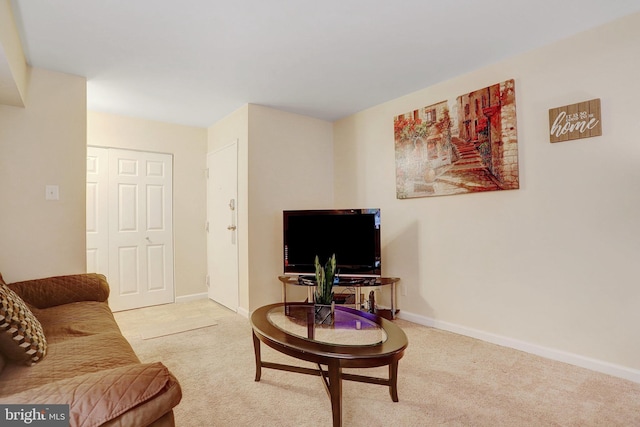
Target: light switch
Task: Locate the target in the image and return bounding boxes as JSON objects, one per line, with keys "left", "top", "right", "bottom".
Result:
{"left": 45, "top": 185, "right": 59, "bottom": 200}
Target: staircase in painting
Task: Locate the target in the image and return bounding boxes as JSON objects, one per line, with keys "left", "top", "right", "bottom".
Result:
{"left": 436, "top": 137, "right": 501, "bottom": 192}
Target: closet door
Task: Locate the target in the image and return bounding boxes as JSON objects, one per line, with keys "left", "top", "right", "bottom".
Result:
{"left": 87, "top": 147, "right": 174, "bottom": 311}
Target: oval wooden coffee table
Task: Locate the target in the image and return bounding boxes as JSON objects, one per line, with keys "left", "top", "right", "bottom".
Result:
{"left": 250, "top": 303, "right": 408, "bottom": 427}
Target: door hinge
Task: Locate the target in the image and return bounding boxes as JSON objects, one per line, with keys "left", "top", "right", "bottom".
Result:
{"left": 205, "top": 168, "right": 209, "bottom": 179}
{"left": 206, "top": 275, "right": 210, "bottom": 288}
{"left": 205, "top": 221, "right": 209, "bottom": 232}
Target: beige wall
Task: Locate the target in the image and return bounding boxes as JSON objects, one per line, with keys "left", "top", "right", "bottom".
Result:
{"left": 0, "top": 67, "right": 86, "bottom": 282}
{"left": 333, "top": 13, "right": 640, "bottom": 380}
{"left": 0, "top": 0, "right": 28, "bottom": 106}
{"left": 207, "top": 104, "right": 334, "bottom": 313}
{"left": 87, "top": 111, "right": 208, "bottom": 298}
{"left": 247, "top": 105, "right": 334, "bottom": 310}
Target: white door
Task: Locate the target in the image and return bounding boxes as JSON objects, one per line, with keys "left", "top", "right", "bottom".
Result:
{"left": 86, "top": 147, "right": 175, "bottom": 312}
{"left": 207, "top": 142, "right": 239, "bottom": 311}
{"left": 86, "top": 147, "right": 109, "bottom": 275}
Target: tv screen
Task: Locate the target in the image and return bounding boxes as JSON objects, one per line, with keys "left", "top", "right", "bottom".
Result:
{"left": 283, "top": 209, "right": 381, "bottom": 277}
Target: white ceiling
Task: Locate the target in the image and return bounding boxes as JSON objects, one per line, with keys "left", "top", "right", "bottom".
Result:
{"left": 9, "top": 0, "right": 640, "bottom": 127}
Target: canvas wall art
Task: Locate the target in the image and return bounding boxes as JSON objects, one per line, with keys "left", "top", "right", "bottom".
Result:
{"left": 394, "top": 79, "right": 519, "bottom": 199}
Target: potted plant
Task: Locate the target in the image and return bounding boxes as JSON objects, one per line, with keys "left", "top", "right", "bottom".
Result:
{"left": 314, "top": 254, "right": 336, "bottom": 324}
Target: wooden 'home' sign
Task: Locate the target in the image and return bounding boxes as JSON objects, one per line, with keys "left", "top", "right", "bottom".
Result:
{"left": 549, "top": 98, "right": 602, "bottom": 143}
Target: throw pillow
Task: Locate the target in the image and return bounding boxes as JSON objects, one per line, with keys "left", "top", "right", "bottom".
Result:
{"left": 0, "top": 280, "right": 48, "bottom": 365}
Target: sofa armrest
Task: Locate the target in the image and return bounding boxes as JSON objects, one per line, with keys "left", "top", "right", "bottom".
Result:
{"left": 2, "top": 362, "right": 182, "bottom": 427}
{"left": 8, "top": 273, "right": 110, "bottom": 309}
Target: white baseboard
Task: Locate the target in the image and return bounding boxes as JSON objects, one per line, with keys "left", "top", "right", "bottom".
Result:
{"left": 175, "top": 292, "right": 208, "bottom": 303}
{"left": 397, "top": 310, "right": 640, "bottom": 384}
{"left": 237, "top": 307, "right": 250, "bottom": 318}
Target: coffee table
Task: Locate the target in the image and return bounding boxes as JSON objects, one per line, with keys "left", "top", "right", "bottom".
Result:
{"left": 250, "top": 303, "right": 408, "bottom": 427}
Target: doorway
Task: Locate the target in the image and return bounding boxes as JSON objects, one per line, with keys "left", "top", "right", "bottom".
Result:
{"left": 207, "top": 141, "right": 239, "bottom": 311}
{"left": 87, "top": 147, "right": 175, "bottom": 311}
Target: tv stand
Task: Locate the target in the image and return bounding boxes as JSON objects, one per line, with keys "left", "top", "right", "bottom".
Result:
{"left": 277, "top": 275, "right": 401, "bottom": 319}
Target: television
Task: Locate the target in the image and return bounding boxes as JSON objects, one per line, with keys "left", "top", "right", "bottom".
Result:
{"left": 283, "top": 209, "right": 381, "bottom": 277}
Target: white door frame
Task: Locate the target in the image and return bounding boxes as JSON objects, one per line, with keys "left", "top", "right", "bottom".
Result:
{"left": 86, "top": 147, "right": 109, "bottom": 277}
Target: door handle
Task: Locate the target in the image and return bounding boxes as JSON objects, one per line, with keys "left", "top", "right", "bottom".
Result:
{"left": 227, "top": 225, "right": 237, "bottom": 231}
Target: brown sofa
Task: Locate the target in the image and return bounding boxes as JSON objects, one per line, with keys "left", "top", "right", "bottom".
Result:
{"left": 0, "top": 273, "right": 182, "bottom": 426}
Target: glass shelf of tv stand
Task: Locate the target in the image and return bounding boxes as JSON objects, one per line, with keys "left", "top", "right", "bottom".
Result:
{"left": 277, "top": 275, "right": 401, "bottom": 319}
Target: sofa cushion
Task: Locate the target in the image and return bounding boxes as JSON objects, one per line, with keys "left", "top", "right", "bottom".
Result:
{"left": 0, "top": 280, "right": 48, "bottom": 365}
{"left": 0, "top": 301, "right": 141, "bottom": 397}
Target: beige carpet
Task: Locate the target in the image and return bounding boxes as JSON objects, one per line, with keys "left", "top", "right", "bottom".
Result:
{"left": 140, "top": 318, "right": 217, "bottom": 340}
{"left": 114, "top": 299, "right": 640, "bottom": 427}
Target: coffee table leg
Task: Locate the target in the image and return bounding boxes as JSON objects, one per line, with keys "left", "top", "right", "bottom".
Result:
{"left": 389, "top": 360, "right": 399, "bottom": 402}
{"left": 252, "top": 330, "right": 262, "bottom": 382}
{"left": 328, "top": 360, "right": 342, "bottom": 427}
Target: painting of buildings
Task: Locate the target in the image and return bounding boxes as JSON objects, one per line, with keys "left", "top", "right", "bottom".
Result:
{"left": 394, "top": 79, "right": 519, "bottom": 198}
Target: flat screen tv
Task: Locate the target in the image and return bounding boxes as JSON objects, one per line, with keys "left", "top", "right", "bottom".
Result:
{"left": 283, "top": 209, "right": 381, "bottom": 277}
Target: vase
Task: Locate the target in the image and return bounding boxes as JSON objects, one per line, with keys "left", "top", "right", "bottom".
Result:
{"left": 314, "top": 302, "right": 335, "bottom": 325}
